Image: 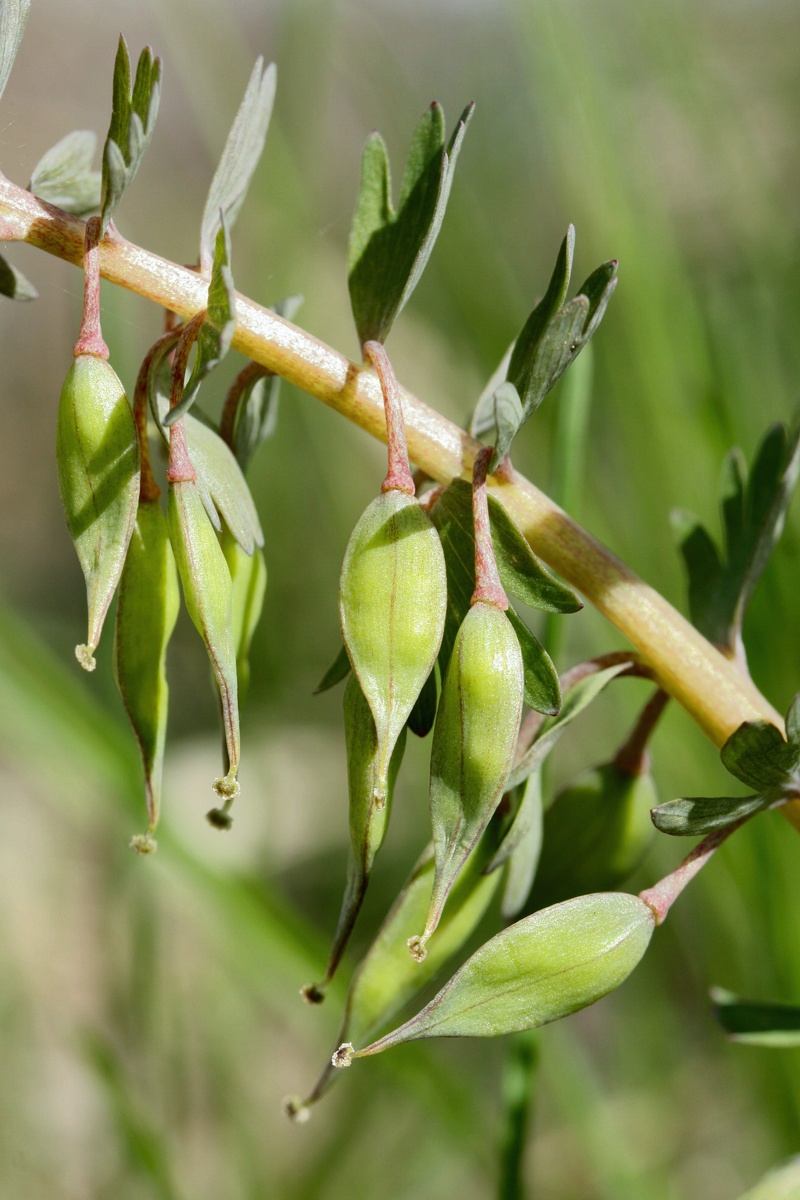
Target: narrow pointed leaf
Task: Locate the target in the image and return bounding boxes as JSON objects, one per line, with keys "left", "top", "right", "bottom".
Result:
{"left": 470, "top": 342, "right": 514, "bottom": 439}
{"left": 721, "top": 720, "right": 800, "bottom": 792}
{"left": 29, "top": 130, "right": 101, "bottom": 216}
{"left": 407, "top": 664, "right": 438, "bottom": 738}
{"left": 221, "top": 529, "right": 267, "bottom": 704}
{"left": 348, "top": 102, "right": 473, "bottom": 345}
{"left": 100, "top": 37, "right": 161, "bottom": 235}
{"left": 165, "top": 222, "right": 236, "bottom": 423}
{"left": 0, "top": 253, "right": 37, "bottom": 299}
{"left": 712, "top": 988, "right": 800, "bottom": 1047}
{"left": 507, "top": 662, "right": 632, "bottom": 789}
{"left": 507, "top": 227, "right": 574, "bottom": 410}
{"left": 229, "top": 294, "right": 302, "bottom": 471}
{"left": 314, "top": 642, "right": 351, "bottom": 694}
{"left": 671, "top": 509, "right": 729, "bottom": 646}
{"left": 506, "top": 607, "right": 560, "bottom": 716}
{"left": 651, "top": 793, "right": 766, "bottom": 837}
{"left": 495, "top": 770, "right": 544, "bottom": 919}
{"left": 200, "top": 58, "right": 276, "bottom": 273}
{"left": 352, "top": 893, "right": 654, "bottom": 1055}
{"left": 488, "top": 380, "right": 524, "bottom": 471}
{"left": 0, "top": 0, "right": 29, "bottom": 104}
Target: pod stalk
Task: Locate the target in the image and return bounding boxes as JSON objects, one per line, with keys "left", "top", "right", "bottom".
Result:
{"left": 363, "top": 340, "right": 415, "bottom": 495}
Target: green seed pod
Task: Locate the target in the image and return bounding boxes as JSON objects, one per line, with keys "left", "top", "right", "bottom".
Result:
{"left": 529, "top": 763, "right": 656, "bottom": 911}
{"left": 221, "top": 527, "right": 267, "bottom": 705}
{"left": 410, "top": 600, "right": 523, "bottom": 960}
{"left": 288, "top": 833, "right": 501, "bottom": 1119}
{"left": 339, "top": 490, "right": 446, "bottom": 806}
{"left": 337, "top": 892, "right": 655, "bottom": 1063}
{"left": 56, "top": 354, "right": 140, "bottom": 670}
{"left": 167, "top": 478, "right": 240, "bottom": 818}
{"left": 113, "top": 498, "right": 179, "bottom": 854}
{"left": 303, "top": 675, "right": 407, "bottom": 1003}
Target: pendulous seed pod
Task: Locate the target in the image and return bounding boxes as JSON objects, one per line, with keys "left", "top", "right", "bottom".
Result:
{"left": 286, "top": 832, "right": 501, "bottom": 1119}
{"left": 167, "top": 478, "right": 240, "bottom": 819}
{"left": 113, "top": 498, "right": 180, "bottom": 854}
{"left": 221, "top": 527, "right": 267, "bottom": 706}
{"left": 410, "top": 599, "right": 524, "bottom": 960}
{"left": 339, "top": 489, "right": 446, "bottom": 806}
{"left": 302, "top": 675, "right": 407, "bottom": 1002}
{"left": 56, "top": 353, "right": 140, "bottom": 670}
{"left": 335, "top": 892, "right": 655, "bottom": 1064}
{"left": 528, "top": 763, "right": 656, "bottom": 911}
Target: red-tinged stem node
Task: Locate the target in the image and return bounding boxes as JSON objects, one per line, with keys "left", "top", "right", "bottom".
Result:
{"left": 166, "top": 310, "right": 206, "bottom": 483}
{"left": 363, "top": 340, "right": 415, "bottom": 495}
{"left": 133, "top": 329, "right": 180, "bottom": 503}
{"left": 219, "top": 360, "right": 272, "bottom": 450}
{"left": 73, "top": 216, "right": 109, "bottom": 359}
{"left": 471, "top": 446, "right": 508, "bottom": 609}
{"left": 639, "top": 815, "right": 751, "bottom": 925}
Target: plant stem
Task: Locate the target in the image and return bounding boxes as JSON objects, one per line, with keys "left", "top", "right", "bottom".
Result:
{"left": 472, "top": 446, "right": 509, "bottom": 609}
{"left": 639, "top": 816, "right": 750, "bottom": 925}
{"left": 498, "top": 1031, "right": 540, "bottom": 1200}
{"left": 133, "top": 330, "right": 180, "bottom": 503}
{"left": 363, "top": 340, "right": 415, "bottom": 495}
{"left": 2, "top": 180, "right": 796, "bottom": 802}
{"left": 73, "top": 216, "right": 108, "bottom": 359}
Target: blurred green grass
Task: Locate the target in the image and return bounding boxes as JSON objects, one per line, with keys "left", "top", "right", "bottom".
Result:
{"left": 2, "top": 0, "right": 800, "bottom": 1196}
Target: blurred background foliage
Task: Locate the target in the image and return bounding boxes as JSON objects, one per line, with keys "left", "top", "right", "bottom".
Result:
{"left": 2, "top": 0, "right": 800, "bottom": 1196}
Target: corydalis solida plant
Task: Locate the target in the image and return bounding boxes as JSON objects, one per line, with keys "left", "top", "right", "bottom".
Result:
{"left": 4, "top": 4, "right": 800, "bottom": 1180}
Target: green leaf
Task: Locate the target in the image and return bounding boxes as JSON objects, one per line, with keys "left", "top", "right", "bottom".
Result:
{"left": 230, "top": 295, "right": 302, "bottom": 472}
{"left": 314, "top": 643, "right": 351, "bottom": 694}
{"left": 721, "top": 720, "right": 800, "bottom": 792}
{"left": 501, "top": 228, "right": 617, "bottom": 461}
{"left": 350, "top": 893, "right": 654, "bottom": 1055}
{"left": 492, "top": 770, "right": 544, "bottom": 919}
{"left": 407, "top": 665, "right": 438, "bottom": 738}
{"left": 164, "top": 220, "right": 236, "bottom": 425}
{"left": 712, "top": 988, "right": 800, "bottom": 1047}
{"left": 470, "top": 342, "right": 514, "bottom": 440}
{"left": 0, "top": 252, "right": 36, "bottom": 299}
{"left": 29, "top": 130, "right": 101, "bottom": 216}
{"left": 507, "top": 662, "right": 632, "bottom": 790}
{"left": 735, "top": 1157, "right": 800, "bottom": 1200}
{"left": 100, "top": 37, "right": 161, "bottom": 235}
{"left": 348, "top": 101, "right": 473, "bottom": 346}
{"left": 674, "top": 418, "right": 800, "bottom": 654}
{"left": 488, "top": 381, "right": 524, "bottom": 471}
{"left": 200, "top": 58, "right": 276, "bottom": 274}
{"left": 0, "top": 0, "right": 29, "bottom": 105}
{"left": 506, "top": 607, "right": 561, "bottom": 716}
{"left": 651, "top": 793, "right": 766, "bottom": 837}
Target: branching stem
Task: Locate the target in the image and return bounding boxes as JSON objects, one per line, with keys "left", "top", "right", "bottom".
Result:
{"left": 2, "top": 178, "right": 798, "bottom": 834}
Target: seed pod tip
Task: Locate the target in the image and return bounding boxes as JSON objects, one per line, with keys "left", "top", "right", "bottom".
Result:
{"left": 129, "top": 833, "right": 158, "bottom": 856}
{"left": 213, "top": 774, "right": 240, "bottom": 800}
{"left": 407, "top": 934, "right": 428, "bottom": 963}
{"left": 75, "top": 644, "right": 97, "bottom": 672}
{"left": 331, "top": 1043, "right": 354, "bottom": 1069}
{"left": 283, "top": 1096, "right": 312, "bottom": 1124}
{"left": 300, "top": 983, "right": 326, "bottom": 1005}
{"left": 206, "top": 807, "right": 234, "bottom": 831}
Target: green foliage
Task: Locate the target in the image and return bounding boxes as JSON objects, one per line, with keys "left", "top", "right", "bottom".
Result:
{"left": 99, "top": 36, "right": 161, "bottom": 235}
{"left": 0, "top": 251, "right": 36, "bottom": 298}
{"left": 0, "top": 0, "right": 28, "bottom": 104}
{"left": 673, "top": 420, "right": 800, "bottom": 656}
{"left": 712, "top": 989, "right": 800, "bottom": 1049}
{"left": 348, "top": 101, "right": 473, "bottom": 347}
{"left": 29, "top": 130, "right": 101, "bottom": 215}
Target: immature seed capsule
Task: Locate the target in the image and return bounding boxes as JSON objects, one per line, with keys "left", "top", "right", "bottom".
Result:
{"left": 56, "top": 354, "right": 140, "bottom": 670}
{"left": 167, "top": 478, "right": 240, "bottom": 817}
{"left": 302, "top": 675, "right": 407, "bottom": 1002}
{"left": 528, "top": 763, "right": 656, "bottom": 911}
{"left": 410, "top": 599, "right": 524, "bottom": 960}
{"left": 339, "top": 892, "right": 655, "bottom": 1062}
{"left": 221, "top": 527, "right": 267, "bottom": 705}
{"left": 339, "top": 490, "right": 446, "bottom": 805}
{"left": 114, "top": 498, "right": 180, "bottom": 853}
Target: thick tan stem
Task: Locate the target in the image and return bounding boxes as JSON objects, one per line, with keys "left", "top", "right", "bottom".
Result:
{"left": 3, "top": 178, "right": 798, "bottom": 832}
